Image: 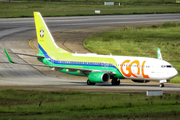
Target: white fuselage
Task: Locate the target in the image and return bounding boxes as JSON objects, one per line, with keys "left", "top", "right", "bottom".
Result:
{"left": 113, "top": 56, "right": 178, "bottom": 81}
{"left": 72, "top": 53, "right": 178, "bottom": 81}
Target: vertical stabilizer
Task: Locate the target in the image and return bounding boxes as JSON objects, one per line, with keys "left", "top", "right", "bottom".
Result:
{"left": 157, "top": 48, "right": 162, "bottom": 60}
{"left": 34, "top": 12, "right": 70, "bottom": 55}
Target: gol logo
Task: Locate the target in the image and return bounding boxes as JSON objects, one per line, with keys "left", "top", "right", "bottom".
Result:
{"left": 120, "top": 60, "right": 149, "bottom": 78}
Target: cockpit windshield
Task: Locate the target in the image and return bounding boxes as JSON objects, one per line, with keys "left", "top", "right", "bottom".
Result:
{"left": 161, "top": 65, "right": 173, "bottom": 68}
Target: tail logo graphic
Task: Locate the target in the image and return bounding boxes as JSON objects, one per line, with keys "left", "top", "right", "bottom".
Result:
{"left": 40, "top": 30, "right": 44, "bottom": 37}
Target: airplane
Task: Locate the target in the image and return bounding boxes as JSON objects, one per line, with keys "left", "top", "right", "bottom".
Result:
{"left": 4, "top": 12, "right": 178, "bottom": 88}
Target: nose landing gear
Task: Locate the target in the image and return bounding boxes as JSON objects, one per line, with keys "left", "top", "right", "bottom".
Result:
{"left": 159, "top": 83, "right": 164, "bottom": 88}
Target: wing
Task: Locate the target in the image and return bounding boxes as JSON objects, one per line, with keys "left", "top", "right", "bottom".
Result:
{"left": 4, "top": 49, "right": 115, "bottom": 75}
{"left": 8, "top": 51, "right": 45, "bottom": 58}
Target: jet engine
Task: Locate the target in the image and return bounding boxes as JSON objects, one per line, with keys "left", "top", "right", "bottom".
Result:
{"left": 88, "top": 72, "right": 110, "bottom": 83}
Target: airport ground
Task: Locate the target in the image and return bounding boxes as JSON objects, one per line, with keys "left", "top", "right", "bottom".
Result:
{"left": 1, "top": 14, "right": 180, "bottom": 93}
{"left": 0, "top": 1, "right": 180, "bottom": 18}
{"left": 1, "top": 13, "right": 180, "bottom": 119}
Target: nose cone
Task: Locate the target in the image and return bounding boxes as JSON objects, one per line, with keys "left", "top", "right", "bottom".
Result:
{"left": 168, "top": 68, "right": 178, "bottom": 79}
{"left": 174, "top": 69, "right": 178, "bottom": 77}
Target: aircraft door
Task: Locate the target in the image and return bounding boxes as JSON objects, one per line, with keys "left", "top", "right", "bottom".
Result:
{"left": 161, "top": 65, "right": 169, "bottom": 79}
{"left": 150, "top": 65, "right": 157, "bottom": 79}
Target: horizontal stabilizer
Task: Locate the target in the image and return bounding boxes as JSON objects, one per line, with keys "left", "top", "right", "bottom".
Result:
{"left": 8, "top": 51, "right": 45, "bottom": 58}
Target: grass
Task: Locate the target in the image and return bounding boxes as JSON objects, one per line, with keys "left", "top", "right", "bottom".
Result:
{"left": 0, "top": 0, "right": 180, "bottom": 18}
{"left": 83, "top": 22, "right": 180, "bottom": 83}
{"left": 1, "top": 89, "right": 180, "bottom": 120}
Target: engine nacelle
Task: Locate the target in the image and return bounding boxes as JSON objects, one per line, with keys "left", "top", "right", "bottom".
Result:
{"left": 88, "top": 72, "right": 110, "bottom": 83}
{"left": 132, "top": 79, "right": 150, "bottom": 83}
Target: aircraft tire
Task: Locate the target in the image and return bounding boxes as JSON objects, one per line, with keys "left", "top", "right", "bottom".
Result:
{"left": 111, "top": 78, "right": 120, "bottom": 85}
{"left": 87, "top": 80, "right": 95, "bottom": 85}
{"left": 159, "top": 83, "right": 164, "bottom": 88}
{"left": 116, "top": 80, "right": 120, "bottom": 85}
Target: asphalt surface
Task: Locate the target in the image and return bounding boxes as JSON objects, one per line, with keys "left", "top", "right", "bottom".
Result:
{"left": 0, "top": 13, "right": 180, "bottom": 93}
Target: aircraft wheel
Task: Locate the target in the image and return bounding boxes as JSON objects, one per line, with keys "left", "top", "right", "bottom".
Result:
{"left": 111, "top": 78, "right": 120, "bottom": 85}
{"left": 116, "top": 80, "right": 120, "bottom": 85}
{"left": 159, "top": 83, "right": 164, "bottom": 88}
{"left": 87, "top": 80, "right": 95, "bottom": 85}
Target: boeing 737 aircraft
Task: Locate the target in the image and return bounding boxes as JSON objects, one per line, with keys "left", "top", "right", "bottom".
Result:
{"left": 4, "top": 12, "right": 178, "bottom": 87}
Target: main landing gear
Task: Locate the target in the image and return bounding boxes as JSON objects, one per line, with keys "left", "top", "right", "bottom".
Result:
{"left": 87, "top": 80, "right": 96, "bottom": 85}
{"left": 87, "top": 78, "right": 121, "bottom": 85}
{"left": 159, "top": 83, "right": 164, "bottom": 88}
{"left": 111, "top": 78, "right": 120, "bottom": 85}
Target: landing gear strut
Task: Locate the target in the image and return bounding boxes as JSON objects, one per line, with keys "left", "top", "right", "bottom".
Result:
{"left": 159, "top": 83, "right": 164, "bottom": 88}
{"left": 111, "top": 78, "right": 120, "bottom": 85}
{"left": 87, "top": 80, "right": 95, "bottom": 85}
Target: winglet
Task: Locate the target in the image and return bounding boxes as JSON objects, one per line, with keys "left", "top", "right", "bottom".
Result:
{"left": 157, "top": 48, "right": 163, "bottom": 60}
{"left": 4, "top": 49, "right": 15, "bottom": 63}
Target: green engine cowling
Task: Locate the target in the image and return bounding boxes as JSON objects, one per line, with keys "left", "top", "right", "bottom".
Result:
{"left": 88, "top": 72, "right": 110, "bottom": 83}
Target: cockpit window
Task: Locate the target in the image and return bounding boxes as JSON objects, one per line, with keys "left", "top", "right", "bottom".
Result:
{"left": 161, "top": 65, "right": 173, "bottom": 68}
